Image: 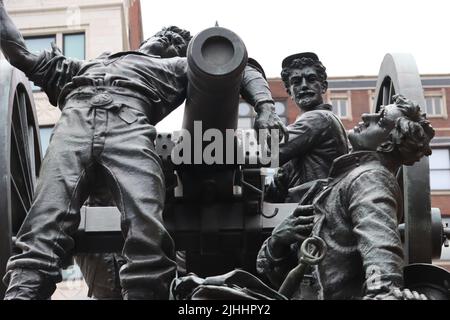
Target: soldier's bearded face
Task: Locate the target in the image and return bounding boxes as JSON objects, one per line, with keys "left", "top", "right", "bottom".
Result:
{"left": 349, "top": 104, "right": 404, "bottom": 151}
{"left": 289, "top": 66, "right": 326, "bottom": 111}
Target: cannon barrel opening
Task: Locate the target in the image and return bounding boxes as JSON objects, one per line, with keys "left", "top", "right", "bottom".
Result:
{"left": 182, "top": 26, "right": 248, "bottom": 140}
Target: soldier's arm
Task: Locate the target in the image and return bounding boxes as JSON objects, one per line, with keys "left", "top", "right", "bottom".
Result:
{"left": 256, "top": 237, "right": 298, "bottom": 289}
{"left": 347, "top": 170, "right": 406, "bottom": 299}
{"left": 0, "top": 1, "right": 40, "bottom": 73}
{"left": 241, "top": 61, "right": 289, "bottom": 142}
{"left": 278, "top": 111, "right": 329, "bottom": 165}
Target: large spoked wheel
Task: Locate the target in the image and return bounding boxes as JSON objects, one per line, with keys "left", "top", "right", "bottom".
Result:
{"left": 373, "top": 53, "right": 433, "bottom": 264}
{"left": 0, "top": 61, "right": 42, "bottom": 296}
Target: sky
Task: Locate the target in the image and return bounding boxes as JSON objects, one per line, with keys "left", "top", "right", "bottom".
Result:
{"left": 141, "top": 0, "right": 450, "bottom": 78}
{"left": 141, "top": 0, "right": 450, "bottom": 130}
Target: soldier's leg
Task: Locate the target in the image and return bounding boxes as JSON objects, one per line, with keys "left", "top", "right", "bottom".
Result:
{"left": 75, "top": 253, "right": 125, "bottom": 300}
{"left": 99, "top": 108, "right": 176, "bottom": 300}
{"left": 74, "top": 176, "right": 124, "bottom": 300}
{"left": 3, "top": 105, "right": 94, "bottom": 300}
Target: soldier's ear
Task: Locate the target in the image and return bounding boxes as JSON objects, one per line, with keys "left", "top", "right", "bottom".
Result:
{"left": 321, "top": 81, "right": 328, "bottom": 93}
{"left": 377, "top": 140, "right": 395, "bottom": 153}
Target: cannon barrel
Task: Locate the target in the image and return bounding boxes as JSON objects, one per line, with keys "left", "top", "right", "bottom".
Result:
{"left": 183, "top": 26, "right": 248, "bottom": 135}
{"left": 177, "top": 27, "right": 249, "bottom": 200}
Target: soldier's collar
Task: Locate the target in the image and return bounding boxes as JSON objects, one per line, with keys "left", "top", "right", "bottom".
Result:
{"left": 329, "top": 151, "right": 381, "bottom": 178}
{"left": 302, "top": 104, "right": 332, "bottom": 113}
{"left": 319, "top": 103, "right": 332, "bottom": 111}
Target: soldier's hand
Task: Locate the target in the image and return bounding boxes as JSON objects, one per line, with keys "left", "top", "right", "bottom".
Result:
{"left": 270, "top": 204, "right": 315, "bottom": 250}
{"left": 254, "top": 102, "right": 289, "bottom": 145}
{"left": 392, "top": 288, "right": 428, "bottom": 300}
{"left": 369, "top": 288, "right": 428, "bottom": 300}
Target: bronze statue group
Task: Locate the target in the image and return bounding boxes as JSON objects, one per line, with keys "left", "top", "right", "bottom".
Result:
{"left": 0, "top": 0, "right": 435, "bottom": 300}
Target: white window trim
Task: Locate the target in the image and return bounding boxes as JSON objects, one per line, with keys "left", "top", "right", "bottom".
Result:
{"left": 431, "top": 190, "right": 450, "bottom": 196}
{"left": 368, "top": 90, "right": 376, "bottom": 111}
{"left": 274, "top": 99, "right": 289, "bottom": 124}
{"left": 328, "top": 91, "right": 352, "bottom": 121}
{"left": 429, "top": 147, "right": 450, "bottom": 191}
{"left": 425, "top": 89, "right": 448, "bottom": 119}
{"left": 22, "top": 24, "right": 88, "bottom": 58}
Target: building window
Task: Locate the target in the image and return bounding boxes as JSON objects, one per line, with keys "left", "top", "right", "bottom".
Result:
{"left": 24, "top": 35, "right": 56, "bottom": 91}
{"left": 63, "top": 33, "right": 86, "bottom": 60}
{"left": 39, "top": 126, "right": 54, "bottom": 154}
{"left": 331, "top": 98, "right": 348, "bottom": 118}
{"left": 25, "top": 33, "right": 86, "bottom": 91}
{"left": 329, "top": 91, "right": 351, "bottom": 119}
{"left": 238, "top": 102, "right": 256, "bottom": 129}
{"left": 274, "top": 101, "right": 288, "bottom": 125}
{"left": 368, "top": 90, "right": 376, "bottom": 112}
{"left": 425, "top": 93, "right": 445, "bottom": 117}
{"left": 429, "top": 148, "right": 450, "bottom": 190}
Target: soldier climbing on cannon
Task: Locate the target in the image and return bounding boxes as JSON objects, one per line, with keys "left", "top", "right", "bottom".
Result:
{"left": 0, "top": 0, "right": 287, "bottom": 300}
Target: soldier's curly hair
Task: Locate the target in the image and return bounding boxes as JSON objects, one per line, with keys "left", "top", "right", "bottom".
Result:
{"left": 281, "top": 57, "right": 328, "bottom": 95}
{"left": 377, "top": 94, "right": 435, "bottom": 166}
{"left": 141, "top": 26, "right": 192, "bottom": 57}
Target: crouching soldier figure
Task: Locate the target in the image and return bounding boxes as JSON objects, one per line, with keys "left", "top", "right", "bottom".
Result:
{"left": 257, "top": 95, "right": 434, "bottom": 300}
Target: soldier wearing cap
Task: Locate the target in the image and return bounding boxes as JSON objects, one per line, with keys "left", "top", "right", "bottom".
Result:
{"left": 0, "top": 1, "right": 285, "bottom": 300}
{"left": 265, "top": 52, "right": 349, "bottom": 202}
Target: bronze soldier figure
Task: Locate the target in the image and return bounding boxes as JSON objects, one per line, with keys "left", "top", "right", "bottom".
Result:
{"left": 265, "top": 52, "right": 349, "bottom": 203}
{"left": 257, "top": 95, "right": 435, "bottom": 300}
{"left": 0, "top": 1, "right": 286, "bottom": 300}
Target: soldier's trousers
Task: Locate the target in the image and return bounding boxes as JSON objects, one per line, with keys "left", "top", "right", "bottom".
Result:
{"left": 3, "top": 90, "right": 177, "bottom": 300}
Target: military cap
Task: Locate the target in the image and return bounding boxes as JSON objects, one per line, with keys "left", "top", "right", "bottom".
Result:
{"left": 282, "top": 52, "right": 320, "bottom": 69}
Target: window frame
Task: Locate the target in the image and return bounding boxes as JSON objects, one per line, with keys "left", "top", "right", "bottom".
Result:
{"left": 328, "top": 91, "right": 352, "bottom": 120}
{"left": 424, "top": 89, "right": 447, "bottom": 119}
{"left": 24, "top": 31, "right": 86, "bottom": 92}
{"left": 273, "top": 99, "right": 289, "bottom": 125}
{"left": 429, "top": 147, "right": 450, "bottom": 192}
{"left": 24, "top": 34, "right": 57, "bottom": 92}
{"left": 237, "top": 100, "right": 289, "bottom": 129}
{"left": 63, "top": 32, "right": 86, "bottom": 60}
{"left": 38, "top": 125, "right": 55, "bottom": 155}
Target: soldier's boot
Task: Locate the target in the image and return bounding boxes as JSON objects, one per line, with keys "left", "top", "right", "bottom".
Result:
{"left": 3, "top": 268, "right": 56, "bottom": 300}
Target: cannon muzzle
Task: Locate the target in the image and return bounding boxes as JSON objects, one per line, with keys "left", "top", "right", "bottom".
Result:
{"left": 183, "top": 26, "right": 248, "bottom": 137}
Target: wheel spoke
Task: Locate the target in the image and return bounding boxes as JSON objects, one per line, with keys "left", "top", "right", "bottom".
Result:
{"left": 388, "top": 81, "right": 395, "bottom": 103}
{"left": 10, "top": 123, "right": 32, "bottom": 209}
{"left": 10, "top": 176, "right": 28, "bottom": 234}
{"left": 13, "top": 91, "right": 34, "bottom": 197}
{"left": 382, "top": 80, "right": 390, "bottom": 106}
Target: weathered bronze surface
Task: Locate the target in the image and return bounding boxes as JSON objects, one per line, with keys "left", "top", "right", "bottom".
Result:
{"left": 0, "top": 0, "right": 286, "bottom": 300}
{"left": 0, "top": 0, "right": 449, "bottom": 301}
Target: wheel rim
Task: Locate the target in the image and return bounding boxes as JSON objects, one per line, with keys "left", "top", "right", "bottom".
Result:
{"left": 374, "top": 53, "right": 432, "bottom": 264}
{"left": 0, "top": 61, "right": 42, "bottom": 296}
